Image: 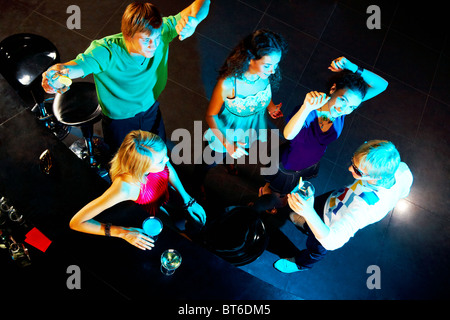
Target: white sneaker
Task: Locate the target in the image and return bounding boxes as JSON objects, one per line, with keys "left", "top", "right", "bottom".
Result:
{"left": 273, "top": 258, "right": 308, "bottom": 273}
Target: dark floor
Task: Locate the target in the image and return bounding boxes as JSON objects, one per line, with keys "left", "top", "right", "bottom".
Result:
{"left": 1, "top": 0, "right": 449, "bottom": 300}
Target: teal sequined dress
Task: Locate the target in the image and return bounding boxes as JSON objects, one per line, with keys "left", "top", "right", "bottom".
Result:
{"left": 204, "top": 81, "right": 272, "bottom": 152}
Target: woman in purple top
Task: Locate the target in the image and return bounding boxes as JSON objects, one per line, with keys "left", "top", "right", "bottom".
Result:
{"left": 260, "top": 57, "right": 388, "bottom": 209}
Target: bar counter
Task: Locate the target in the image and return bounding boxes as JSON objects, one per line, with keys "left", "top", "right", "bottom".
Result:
{"left": 0, "top": 109, "right": 299, "bottom": 301}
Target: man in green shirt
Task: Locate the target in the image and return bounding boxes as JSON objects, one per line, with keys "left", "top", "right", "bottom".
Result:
{"left": 42, "top": 1, "right": 210, "bottom": 153}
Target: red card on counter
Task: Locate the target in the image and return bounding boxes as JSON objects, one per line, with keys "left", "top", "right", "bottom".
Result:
{"left": 25, "top": 227, "right": 52, "bottom": 252}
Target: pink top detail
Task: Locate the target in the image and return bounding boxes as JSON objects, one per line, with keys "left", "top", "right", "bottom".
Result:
{"left": 135, "top": 165, "right": 170, "bottom": 216}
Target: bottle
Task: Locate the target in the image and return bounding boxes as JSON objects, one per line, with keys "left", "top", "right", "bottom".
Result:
{"left": 0, "top": 230, "right": 8, "bottom": 249}
{"left": 8, "top": 236, "right": 31, "bottom": 267}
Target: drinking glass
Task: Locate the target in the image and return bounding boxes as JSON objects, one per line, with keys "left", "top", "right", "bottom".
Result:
{"left": 142, "top": 216, "right": 163, "bottom": 241}
{"left": 292, "top": 180, "right": 315, "bottom": 200}
{"left": 160, "top": 249, "right": 182, "bottom": 276}
{"left": 8, "top": 207, "right": 23, "bottom": 224}
{"left": 0, "top": 197, "right": 11, "bottom": 213}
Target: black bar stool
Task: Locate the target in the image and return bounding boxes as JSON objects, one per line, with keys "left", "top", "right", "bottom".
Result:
{"left": 202, "top": 206, "right": 269, "bottom": 266}
{"left": 52, "top": 82, "right": 102, "bottom": 167}
{"left": 0, "top": 33, "right": 68, "bottom": 139}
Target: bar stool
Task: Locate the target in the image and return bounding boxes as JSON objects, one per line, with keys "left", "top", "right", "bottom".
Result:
{"left": 52, "top": 82, "right": 102, "bottom": 167}
{"left": 0, "top": 33, "right": 68, "bottom": 139}
{"left": 202, "top": 206, "right": 269, "bottom": 266}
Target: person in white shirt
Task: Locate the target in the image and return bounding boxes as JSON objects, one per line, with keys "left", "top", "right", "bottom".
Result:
{"left": 274, "top": 140, "right": 413, "bottom": 272}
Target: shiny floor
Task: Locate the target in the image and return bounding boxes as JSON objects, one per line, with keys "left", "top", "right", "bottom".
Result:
{"left": 1, "top": 0, "right": 449, "bottom": 300}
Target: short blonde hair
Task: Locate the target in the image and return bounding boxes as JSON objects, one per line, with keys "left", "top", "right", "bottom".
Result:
{"left": 121, "top": 2, "right": 162, "bottom": 38}
{"left": 354, "top": 140, "right": 400, "bottom": 187}
{"left": 109, "top": 130, "right": 166, "bottom": 183}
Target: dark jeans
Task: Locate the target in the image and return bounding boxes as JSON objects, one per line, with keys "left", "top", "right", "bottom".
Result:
{"left": 293, "top": 191, "right": 332, "bottom": 269}
{"left": 102, "top": 101, "right": 166, "bottom": 155}
{"left": 265, "top": 161, "right": 320, "bottom": 195}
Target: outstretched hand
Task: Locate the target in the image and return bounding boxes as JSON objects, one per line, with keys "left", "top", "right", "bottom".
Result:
{"left": 187, "top": 200, "right": 207, "bottom": 226}
{"left": 41, "top": 64, "right": 71, "bottom": 94}
{"left": 121, "top": 227, "right": 155, "bottom": 250}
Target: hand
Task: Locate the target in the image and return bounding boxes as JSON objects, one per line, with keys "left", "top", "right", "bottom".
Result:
{"left": 187, "top": 200, "right": 206, "bottom": 226}
{"left": 328, "top": 56, "right": 357, "bottom": 73}
{"left": 120, "top": 227, "right": 155, "bottom": 250}
{"left": 303, "top": 91, "right": 330, "bottom": 111}
{"left": 41, "top": 64, "right": 71, "bottom": 94}
{"left": 267, "top": 102, "right": 283, "bottom": 119}
{"left": 225, "top": 141, "right": 248, "bottom": 159}
{"left": 176, "top": 15, "right": 199, "bottom": 41}
{"left": 287, "top": 192, "right": 315, "bottom": 219}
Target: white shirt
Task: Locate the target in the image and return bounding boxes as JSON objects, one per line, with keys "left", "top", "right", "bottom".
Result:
{"left": 320, "top": 162, "right": 413, "bottom": 251}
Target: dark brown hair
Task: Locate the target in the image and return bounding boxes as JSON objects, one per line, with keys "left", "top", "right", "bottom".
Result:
{"left": 218, "top": 29, "right": 288, "bottom": 89}
{"left": 326, "top": 70, "right": 368, "bottom": 99}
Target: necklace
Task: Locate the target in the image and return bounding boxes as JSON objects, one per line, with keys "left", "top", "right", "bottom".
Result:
{"left": 241, "top": 74, "right": 260, "bottom": 84}
{"left": 318, "top": 116, "right": 333, "bottom": 129}
{"left": 317, "top": 101, "right": 336, "bottom": 129}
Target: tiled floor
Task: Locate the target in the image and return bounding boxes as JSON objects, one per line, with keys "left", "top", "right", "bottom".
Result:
{"left": 1, "top": 0, "right": 449, "bottom": 299}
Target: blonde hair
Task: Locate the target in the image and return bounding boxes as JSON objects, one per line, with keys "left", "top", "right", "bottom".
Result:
{"left": 121, "top": 2, "right": 162, "bottom": 38}
{"left": 109, "top": 130, "right": 166, "bottom": 183}
{"left": 354, "top": 140, "right": 400, "bottom": 187}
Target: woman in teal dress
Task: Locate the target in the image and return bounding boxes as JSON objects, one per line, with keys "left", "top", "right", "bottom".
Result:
{"left": 195, "top": 29, "right": 287, "bottom": 194}
{"left": 205, "top": 29, "right": 287, "bottom": 159}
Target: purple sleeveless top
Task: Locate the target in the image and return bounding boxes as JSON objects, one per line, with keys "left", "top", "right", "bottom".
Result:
{"left": 281, "top": 108, "right": 345, "bottom": 171}
{"left": 135, "top": 165, "right": 170, "bottom": 216}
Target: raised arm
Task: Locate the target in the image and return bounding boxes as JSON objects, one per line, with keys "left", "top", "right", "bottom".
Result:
{"left": 328, "top": 56, "right": 388, "bottom": 101}
{"left": 283, "top": 91, "right": 330, "bottom": 140}
{"left": 181, "top": 0, "right": 210, "bottom": 21}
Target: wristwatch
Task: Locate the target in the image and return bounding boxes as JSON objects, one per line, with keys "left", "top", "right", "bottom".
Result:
{"left": 355, "top": 66, "right": 364, "bottom": 76}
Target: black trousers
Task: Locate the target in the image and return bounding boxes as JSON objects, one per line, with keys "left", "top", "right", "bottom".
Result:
{"left": 101, "top": 101, "right": 166, "bottom": 155}
{"left": 293, "top": 191, "right": 333, "bottom": 269}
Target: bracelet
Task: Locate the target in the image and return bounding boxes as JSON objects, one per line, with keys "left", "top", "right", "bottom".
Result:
{"left": 183, "top": 198, "right": 196, "bottom": 209}
{"left": 355, "top": 66, "right": 364, "bottom": 76}
{"left": 104, "top": 222, "right": 112, "bottom": 237}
